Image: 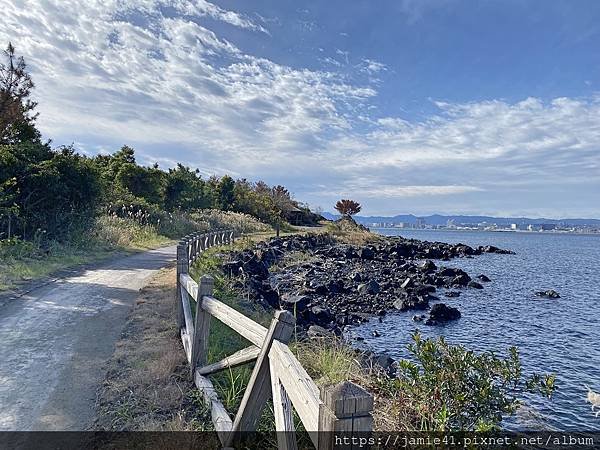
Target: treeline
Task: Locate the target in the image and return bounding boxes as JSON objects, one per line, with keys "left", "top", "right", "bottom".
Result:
{"left": 0, "top": 43, "right": 320, "bottom": 242}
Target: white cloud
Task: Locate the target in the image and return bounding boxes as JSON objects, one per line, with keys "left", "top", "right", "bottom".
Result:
{"left": 0, "top": 0, "right": 598, "bottom": 217}
{"left": 359, "top": 58, "right": 387, "bottom": 75}
{"left": 325, "top": 185, "right": 484, "bottom": 198}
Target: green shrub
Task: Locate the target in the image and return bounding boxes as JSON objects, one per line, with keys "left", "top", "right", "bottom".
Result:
{"left": 372, "top": 332, "right": 555, "bottom": 431}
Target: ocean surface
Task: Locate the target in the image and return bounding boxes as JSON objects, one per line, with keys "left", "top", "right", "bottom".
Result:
{"left": 349, "top": 229, "right": 600, "bottom": 431}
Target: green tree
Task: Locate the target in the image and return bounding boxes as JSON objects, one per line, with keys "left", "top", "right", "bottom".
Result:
{"left": 0, "top": 43, "right": 40, "bottom": 144}
{"left": 271, "top": 185, "right": 294, "bottom": 237}
{"left": 216, "top": 175, "right": 235, "bottom": 210}
{"left": 164, "top": 164, "right": 209, "bottom": 211}
{"left": 116, "top": 162, "right": 165, "bottom": 206}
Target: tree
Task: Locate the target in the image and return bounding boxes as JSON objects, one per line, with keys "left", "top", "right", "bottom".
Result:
{"left": 335, "top": 199, "right": 361, "bottom": 217}
{"left": 216, "top": 175, "right": 235, "bottom": 210}
{"left": 0, "top": 43, "right": 40, "bottom": 144}
{"left": 271, "top": 185, "right": 294, "bottom": 237}
{"left": 164, "top": 164, "right": 209, "bottom": 211}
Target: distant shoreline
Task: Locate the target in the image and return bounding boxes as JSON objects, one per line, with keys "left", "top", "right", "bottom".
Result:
{"left": 371, "top": 227, "right": 600, "bottom": 236}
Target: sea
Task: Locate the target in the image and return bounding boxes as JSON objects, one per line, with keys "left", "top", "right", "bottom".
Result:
{"left": 349, "top": 229, "right": 600, "bottom": 431}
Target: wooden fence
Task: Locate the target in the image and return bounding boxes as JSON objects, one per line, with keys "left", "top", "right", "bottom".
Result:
{"left": 176, "top": 230, "right": 374, "bottom": 449}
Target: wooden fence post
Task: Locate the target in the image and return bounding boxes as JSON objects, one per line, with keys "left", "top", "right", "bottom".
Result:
{"left": 192, "top": 232, "right": 199, "bottom": 261}
{"left": 175, "top": 239, "right": 188, "bottom": 330}
{"left": 226, "top": 310, "right": 296, "bottom": 446}
{"left": 317, "top": 381, "right": 374, "bottom": 450}
{"left": 191, "top": 275, "right": 214, "bottom": 376}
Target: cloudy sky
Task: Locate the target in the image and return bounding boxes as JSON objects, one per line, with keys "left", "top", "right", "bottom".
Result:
{"left": 1, "top": 0, "right": 599, "bottom": 217}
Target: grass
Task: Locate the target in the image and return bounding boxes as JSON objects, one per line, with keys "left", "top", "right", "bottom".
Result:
{"left": 324, "top": 219, "right": 380, "bottom": 246}
{"left": 0, "top": 209, "right": 277, "bottom": 292}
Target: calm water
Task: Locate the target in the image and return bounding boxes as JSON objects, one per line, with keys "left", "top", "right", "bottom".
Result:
{"left": 350, "top": 229, "right": 600, "bottom": 431}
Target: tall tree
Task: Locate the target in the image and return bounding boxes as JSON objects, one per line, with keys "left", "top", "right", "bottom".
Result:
{"left": 271, "top": 185, "right": 294, "bottom": 236}
{"left": 0, "top": 43, "right": 40, "bottom": 144}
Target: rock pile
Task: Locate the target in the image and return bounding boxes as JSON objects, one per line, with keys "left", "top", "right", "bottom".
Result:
{"left": 220, "top": 234, "right": 513, "bottom": 335}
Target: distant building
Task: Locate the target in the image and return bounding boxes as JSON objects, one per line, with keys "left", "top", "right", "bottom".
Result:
{"left": 415, "top": 217, "right": 426, "bottom": 229}
{"left": 447, "top": 219, "right": 456, "bottom": 229}
{"left": 510, "top": 223, "right": 518, "bottom": 230}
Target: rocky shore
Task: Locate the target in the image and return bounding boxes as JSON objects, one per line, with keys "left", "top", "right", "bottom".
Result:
{"left": 222, "top": 233, "right": 513, "bottom": 336}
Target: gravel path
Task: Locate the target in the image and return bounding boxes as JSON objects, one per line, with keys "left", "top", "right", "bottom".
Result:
{"left": 0, "top": 245, "right": 176, "bottom": 431}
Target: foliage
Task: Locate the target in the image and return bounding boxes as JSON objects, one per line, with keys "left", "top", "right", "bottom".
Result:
{"left": 372, "top": 332, "right": 555, "bottom": 431}
{"left": 0, "top": 42, "right": 40, "bottom": 144}
{"left": 0, "top": 142, "right": 102, "bottom": 240}
{"left": 335, "top": 199, "right": 362, "bottom": 217}
{"left": 0, "top": 43, "right": 320, "bottom": 249}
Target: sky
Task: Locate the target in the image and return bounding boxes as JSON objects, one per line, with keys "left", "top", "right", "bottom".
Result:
{"left": 1, "top": 0, "right": 599, "bottom": 218}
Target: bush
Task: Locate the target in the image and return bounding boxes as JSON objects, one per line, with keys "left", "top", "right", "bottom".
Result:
{"left": 372, "top": 332, "right": 555, "bottom": 431}
{"left": 190, "top": 209, "right": 270, "bottom": 234}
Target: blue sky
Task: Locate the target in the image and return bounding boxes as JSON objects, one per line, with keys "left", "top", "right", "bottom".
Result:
{"left": 1, "top": 0, "right": 599, "bottom": 217}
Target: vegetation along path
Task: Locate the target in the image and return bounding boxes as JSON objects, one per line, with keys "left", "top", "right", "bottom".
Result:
{"left": 0, "top": 245, "right": 176, "bottom": 431}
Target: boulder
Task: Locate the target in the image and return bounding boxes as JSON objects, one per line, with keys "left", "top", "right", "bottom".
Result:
{"left": 479, "top": 245, "right": 515, "bottom": 255}
{"left": 241, "top": 255, "right": 269, "bottom": 280}
{"left": 393, "top": 295, "right": 429, "bottom": 311}
{"left": 419, "top": 260, "right": 437, "bottom": 273}
{"left": 307, "top": 325, "right": 334, "bottom": 339}
{"left": 444, "top": 291, "right": 461, "bottom": 298}
{"left": 358, "top": 247, "right": 375, "bottom": 260}
{"left": 350, "top": 272, "right": 364, "bottom": 282}
{"left": 309, "top": 306, "right": 333, "bottom": 325}
{"left": 358, "top": 280, "right": 380, "bottom": 295}
{"left": 467, "top": 281, "right": 484, "bottom": 289}
{"left": 452, "top": 273, "right": 472, "bottom": 286}
{"left": 535, "top": 289, "right": 560, "bottom": 299}
{"left": 426, "top": 303, "right": 461, "bottom": 325}
{"left": 280, "top": 293, "right": 310, "bottom": 311}
{"left": 222, "top": 260, "right": 242, "bottom": 276}
{"left": 477, "top": 274, "right": 491, "bottom": 282}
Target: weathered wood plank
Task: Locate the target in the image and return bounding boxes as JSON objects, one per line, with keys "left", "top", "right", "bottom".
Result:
{"left": 197, "top": 345, "right": 260, "bottom": 376}
{"left": 180, "top": 286, "right": 194, "bottom": 337}
{"left": 194, "top": 372, "right": 233, "bottom": 444}
{"left": 270, "top": 358, "right": 298, "bottom": 450}
{"left": 180, "top": 328, "right": 191, "bottom": 364}
{"left": 175, "top": 242, "right": 188, "bottom": 329}
{"left": 227, "top": 310, "right": 295, "bottom": 446}
{"left": 180, "top": 273, "right": 198, "bottom": 301}
{"left": 200, "top": 296, "right": 268, "bottom": 347}
{"left": 191, "top": 275, "right": 213, "bottom": 376}
{"left": 270, "top": 340, "right": 321, "bottom": 434}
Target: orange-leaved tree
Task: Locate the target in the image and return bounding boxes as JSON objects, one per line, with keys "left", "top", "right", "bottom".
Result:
{"left": 334, "top": 199, "right": 361, "bottom": 218}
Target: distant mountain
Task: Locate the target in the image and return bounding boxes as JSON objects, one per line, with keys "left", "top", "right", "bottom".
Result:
{"left": 321, "top": 212, "right": 600, "bottom": 227}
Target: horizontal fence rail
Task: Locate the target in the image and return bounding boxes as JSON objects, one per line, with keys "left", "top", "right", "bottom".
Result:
{"left": 175, "top": 231, "right": 373, "bottom": 449}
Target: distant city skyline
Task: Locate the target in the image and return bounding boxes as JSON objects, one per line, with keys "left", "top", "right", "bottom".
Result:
{"left": 1, "top": 0, "right": 599, "bottom": 217}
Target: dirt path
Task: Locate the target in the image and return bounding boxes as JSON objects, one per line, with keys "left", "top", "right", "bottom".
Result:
{"left": 0, "top": 245, "right": 176, "bottom": 431}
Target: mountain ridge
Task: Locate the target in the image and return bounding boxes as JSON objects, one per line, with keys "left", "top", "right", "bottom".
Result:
{"left": 321, "top": 212, "right": 600, "bottom": 226}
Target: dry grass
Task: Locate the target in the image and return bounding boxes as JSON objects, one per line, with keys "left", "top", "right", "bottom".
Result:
{"left": 324, "top": 220, "right": 381, "bottom": 246}
{"left": 94, "top": 267, "right": 214, "bottom": 432}
{"left": 293, "top": 338, "right": 395, "bottom": 431}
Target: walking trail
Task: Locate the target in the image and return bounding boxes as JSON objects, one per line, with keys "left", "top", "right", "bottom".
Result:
{"left": 0, "top": 245, "right": 176, "bottom": 430}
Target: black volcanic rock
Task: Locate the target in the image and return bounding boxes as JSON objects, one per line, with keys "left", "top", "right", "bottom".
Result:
{"left": 219, "top": 233, "right": 511, "bottom": 330}
{"left": 535, "top": 289, "right": 560, "bottom": 299}
{"left": 468, "top": 280, "right": 484, "bottom": 289}
{"left": 426, "top": 303, "right": 461, "bottom": 325}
